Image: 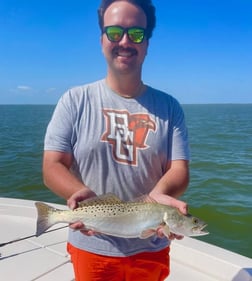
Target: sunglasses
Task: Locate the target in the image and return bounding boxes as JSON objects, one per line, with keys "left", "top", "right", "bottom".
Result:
{"left": 103, "top": 26, "right": 146, "bottom": 44}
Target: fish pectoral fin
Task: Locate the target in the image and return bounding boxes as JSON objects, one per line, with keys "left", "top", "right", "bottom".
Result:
{"left": 78, "top": 227, "right": 98, "bottom": 235}
{"left": 162, "top": 225, "right": 171, "bottom": 238}
{"left": 140, "top": 229, "right": 157, "bottom": 239}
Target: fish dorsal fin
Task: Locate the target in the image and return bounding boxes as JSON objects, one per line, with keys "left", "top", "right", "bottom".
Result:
{"left": 130, "top": 194, "right": 157, "bottom": 204}
{"left": 78, "top": 193, "right": 123, "bottom": 207}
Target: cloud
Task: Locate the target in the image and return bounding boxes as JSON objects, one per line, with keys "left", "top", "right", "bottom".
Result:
{"left": 17, "top": 85, "right": 32, "bottom": 91}
{"left": 46, "top": 87, "right": 56, "bottom": 93}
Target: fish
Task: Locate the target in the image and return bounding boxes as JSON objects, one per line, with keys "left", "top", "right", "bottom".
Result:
{"left": 35, "top": 194, "right": 209, "bottom": 238}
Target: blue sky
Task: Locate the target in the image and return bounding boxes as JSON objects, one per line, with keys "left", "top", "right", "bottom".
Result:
{"left": 0, "top": 0, "right": 251, "bottom": 104}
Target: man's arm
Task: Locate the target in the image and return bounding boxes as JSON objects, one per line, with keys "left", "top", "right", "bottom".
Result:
{"left": 43, "top": 151, "right": 96, "bottom": 200}
{"left": 149, "top": 159, "right": 189, "bottom": 215}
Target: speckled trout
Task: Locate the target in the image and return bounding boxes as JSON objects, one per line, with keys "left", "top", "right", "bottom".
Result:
{"left": 35, "top": 194, "right": 208, "bottom": 238}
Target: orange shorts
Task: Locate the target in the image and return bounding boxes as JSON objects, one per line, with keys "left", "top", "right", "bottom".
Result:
{"left": 67, "top": 243, "right": 170, "bottom": 281}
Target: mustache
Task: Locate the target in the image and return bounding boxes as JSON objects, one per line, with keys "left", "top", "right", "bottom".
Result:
{"left": 112, "top": 46, "right": 138, "bottom": 55}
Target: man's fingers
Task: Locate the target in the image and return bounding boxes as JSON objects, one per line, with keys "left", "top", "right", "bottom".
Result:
{"left": 67, "top": 199, "right": 78, "bottom": 210}
{"left": 156, "top": 226, "right": 184, "bottom": 241}
{"left": 69, "top": 221, "right": 97, "bottom": 236}
{"left": 169, "top": 197, "right": 188, "bottom": 215}
{"left": 67, "top": 189, "right": 97, "bottom": 210}
{"left": 149, "top": 192, "right": 188, "bottom": 215}
{"left": 69, "top": 221, "right": 84, "bottom": 230}
{"left": 80, "top": 229, "right": 97, "bottom": 236}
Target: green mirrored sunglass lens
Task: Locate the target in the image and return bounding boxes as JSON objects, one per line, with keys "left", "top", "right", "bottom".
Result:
{"left": 107, "top": 27, "right": 123, "bottom": 41}
{"left": 128, "top": 29, "right": 144, "bottom": 43}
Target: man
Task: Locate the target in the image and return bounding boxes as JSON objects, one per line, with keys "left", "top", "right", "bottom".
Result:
{"left": 43, "top": 0, "right": 190, "bottom": 280}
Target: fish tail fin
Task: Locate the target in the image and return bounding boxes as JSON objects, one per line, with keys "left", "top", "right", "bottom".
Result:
{"left": 35, "top": 202, "right": 59, "bottom": 236}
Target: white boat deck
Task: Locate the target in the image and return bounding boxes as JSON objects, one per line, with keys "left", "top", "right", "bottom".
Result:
{"left": 0, "top": 197, "right": 251, "bottom": 281}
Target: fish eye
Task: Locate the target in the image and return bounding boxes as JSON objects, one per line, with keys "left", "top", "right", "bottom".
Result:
{"left": 192, "top": 217, "right": 199, "bottom": 224}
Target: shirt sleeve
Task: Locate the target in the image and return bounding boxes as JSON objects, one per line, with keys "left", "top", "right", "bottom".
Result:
{"left": 44, "top": 91, "right": 76, "bottom": 153}
{"left": 171, "top": 99, "right": 190, "bottom": 161}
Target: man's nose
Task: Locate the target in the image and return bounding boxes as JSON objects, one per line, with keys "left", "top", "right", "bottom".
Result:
{"left": 119, "top": 32, "right": 131, "bottom": 44}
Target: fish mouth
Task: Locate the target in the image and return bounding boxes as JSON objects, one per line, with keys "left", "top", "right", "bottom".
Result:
{"left": 193, "top": 224, "right": 209, "bottom": 236}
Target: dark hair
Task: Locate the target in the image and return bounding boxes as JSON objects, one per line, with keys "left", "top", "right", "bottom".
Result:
{"left": 98, "top": 0, "right": 156, "bottom": 39}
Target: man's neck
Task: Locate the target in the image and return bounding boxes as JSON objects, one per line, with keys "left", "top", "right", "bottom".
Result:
{"left": 105, "top": 75, "right": 145, "bottom": 98}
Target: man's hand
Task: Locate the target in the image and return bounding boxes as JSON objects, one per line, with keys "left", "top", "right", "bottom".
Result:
{"left": 67, "top": 188, "right": 97, "bottom": 235}
{"left": 149, "top": 192, "right": 188, "bottom": 240}
{"left": 149, "top": 192, "right": 188, "bottom": 215}
{"left": 67, "top": 188, "right": 97, "bottom": 210}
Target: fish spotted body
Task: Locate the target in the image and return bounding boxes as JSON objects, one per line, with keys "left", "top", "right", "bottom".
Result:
{"left": 35, "top": 194, "right": 208, "bottom": 238}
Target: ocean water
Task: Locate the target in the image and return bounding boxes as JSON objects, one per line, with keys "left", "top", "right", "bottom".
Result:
{"left": 0, "top": 104, "right": 251, "bottom": 258}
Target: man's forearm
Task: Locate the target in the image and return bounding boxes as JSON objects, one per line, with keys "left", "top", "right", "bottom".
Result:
{"left": 150, "top": 160, "right": 189, "bottom": 199}
{"left": 43, "top": 151, "right": 93, "bottom": 200}
{"left": 43, "top": 162, "right": 88, "bottom": 199}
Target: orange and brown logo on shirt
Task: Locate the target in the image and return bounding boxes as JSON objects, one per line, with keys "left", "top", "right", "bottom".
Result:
{"left": 101, "top": 109, "right": 156, "bottom": 165}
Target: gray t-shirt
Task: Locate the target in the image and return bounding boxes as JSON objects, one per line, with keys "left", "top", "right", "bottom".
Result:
{"left": 44, "top": 79, "right": 190, "bottom": 256}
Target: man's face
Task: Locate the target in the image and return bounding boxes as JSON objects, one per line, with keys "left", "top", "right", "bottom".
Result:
{"left": 101, "top": 1, "right": 148, "bottom": 76}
